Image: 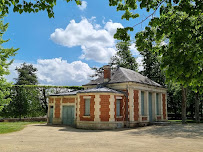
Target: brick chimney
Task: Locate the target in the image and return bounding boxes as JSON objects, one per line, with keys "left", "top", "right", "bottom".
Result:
{"left": 103, "top": 65, "right": 111, "bottom": 82}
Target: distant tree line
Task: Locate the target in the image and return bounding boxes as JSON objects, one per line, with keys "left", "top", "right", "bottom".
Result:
{"left": 0, "top": 63, "right": 82, "bottom": 119}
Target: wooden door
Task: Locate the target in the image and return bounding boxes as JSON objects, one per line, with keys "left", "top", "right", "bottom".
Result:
{"left": 62, "top": 106, "right": 75, "bottom": 126}
{"left": 49, "top": 106, "right": 53, "bottom": 124}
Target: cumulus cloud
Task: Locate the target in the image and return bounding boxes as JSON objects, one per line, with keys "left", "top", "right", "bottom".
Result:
{"left": 129, "top": 43, "right": 140, "bottom": 56}
{"left": 78, "top": 1, "right": 87, "bottom": 11}
{"left": 6, "top": 58, "right": 94, "bottom": 86}
{"left": 50, "top": 17, "right": 123, "bottom": 63}
{"left": 137, "top": 56, "right": 144, "bottom": 72}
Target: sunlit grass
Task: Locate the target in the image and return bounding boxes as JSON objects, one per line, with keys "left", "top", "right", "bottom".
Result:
{"left": 0, "top": 121, "right": 46, "bottom": 134}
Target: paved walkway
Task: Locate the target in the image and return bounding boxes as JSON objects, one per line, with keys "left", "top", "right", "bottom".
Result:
{"left": 0, "top": 123, "right": 203, "bottom": 152}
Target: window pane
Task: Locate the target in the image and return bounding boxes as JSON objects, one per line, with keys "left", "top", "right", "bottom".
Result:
{"left": 116, "top": 99, "right": 121, "bottom": 116}
{"left": 85, "top": 99, "right": 90, "bottom": 116}
{"left": 156, "top": 93, "right": 159, "bottom": 115}
{"left": 141, "top": 91, "right": 144, "bottom": 115}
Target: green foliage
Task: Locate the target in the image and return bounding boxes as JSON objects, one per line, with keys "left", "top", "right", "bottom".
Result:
{"left": 0, "top": 85, "right": 83, "bottom": 118}
{"left": 0, "top": 14, "right": 18, "bottom": 111}
{"left": 110, "top": 41, "right": 138, "bottom": 71}
{"left": 0, "top": 0, "right": 81, "bottom": 18}
{"left": 5, "top": 63, "right": 42, "bottom": 118}
{"left": 139, "top": 48, "right": 165, "bottom": 86}
{"left": 110, "top": 0, "right": 203, "bottom": 94}
{"left": 110, "top": 0, "right": 203, "bottom": 123}
{"left": 15, "top": 63, "right": 38, "bottom": 85}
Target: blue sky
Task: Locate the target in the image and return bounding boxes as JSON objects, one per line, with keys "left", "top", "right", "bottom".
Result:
{"left": 4, "top": 0, "right": 153, "bottom": 86}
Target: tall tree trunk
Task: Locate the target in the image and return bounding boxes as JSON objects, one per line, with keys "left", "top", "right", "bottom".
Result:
{"left": 181, "top": 86, "right": 187, "bottom": 124}
{"left": 195, "top": 92, "right": 200, "bottom": 123}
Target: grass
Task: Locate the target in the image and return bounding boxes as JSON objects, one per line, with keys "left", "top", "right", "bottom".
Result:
{"left": 0, "top": 121, "right": 46, "bottom": 134}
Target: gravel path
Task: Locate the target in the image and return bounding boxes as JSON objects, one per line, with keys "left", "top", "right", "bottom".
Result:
{"left": 0, "top": 123, "right": 203, "bottom": 152}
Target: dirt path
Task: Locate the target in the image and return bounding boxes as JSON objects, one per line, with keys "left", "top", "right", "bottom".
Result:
{"left": 0, "top": 123, "right": 203, "bottom": 152}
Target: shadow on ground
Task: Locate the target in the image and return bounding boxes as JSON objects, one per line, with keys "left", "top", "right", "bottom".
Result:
{"left": 128, "top": 124, "right": 203, "bottom": 139}
{"left": 33, "top": 123, "right": 203, "bottom": 139}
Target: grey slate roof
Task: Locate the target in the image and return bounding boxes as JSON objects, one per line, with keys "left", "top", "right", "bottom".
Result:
{"left": 78, "top": 87, "right": 124, "bottom": 94}
{"left": 49, "top": 87, "right": 124, "bottom": 96}
{"left": 49, "top": 90, "right": 78, "bottom": 96}
{"left": 84, "top": 67, "right": 162, "bottom": 87}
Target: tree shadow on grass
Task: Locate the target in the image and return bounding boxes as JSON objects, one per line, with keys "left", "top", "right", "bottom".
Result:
{"left": 127, "top": 124, "right": 203, "bottom": 139}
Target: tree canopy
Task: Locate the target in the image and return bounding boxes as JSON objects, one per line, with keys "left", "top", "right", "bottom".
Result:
{"left": 0, "top": 14, "right": 18, "bottom": 110}
{"left": 110, "top": 41, "right": 138, "bottom": 71}
{"left": 15, "top": 63, "right": 38, "bottom": 85}
{"left": 110, "top": 0, "right": 203, "bottom": 123}
{"left": 0, "top": 0, "right": 81, "bottom": 18}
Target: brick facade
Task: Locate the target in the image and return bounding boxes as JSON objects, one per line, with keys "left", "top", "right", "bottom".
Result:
{"left": 62, "top": 98, "right": 75, "bottom": 103}
{"left": 55, "top": 98, "right": 61, "bottom": 118}
{"left": 134, "top": 90, "right": 139, "bottom": 121}
{"left": 162, "top": 94, "right": 166, "bottom": 119}
{"left": 79, "top": 95, "right": 95, "bottom": 121}
{"left": 100, "top": 95, "right": 110, "bottom": 121}
{"left": 157, "top": 116, "right": 162, "bottom": 120}
{"left": 49, "top": 98, "right": 54, "bottom": 103}
{"left": 142, "top": 117, "right": 147, "bottom": 121}
{"left": 104, "top": 69, "right": 111, "bottom": 79}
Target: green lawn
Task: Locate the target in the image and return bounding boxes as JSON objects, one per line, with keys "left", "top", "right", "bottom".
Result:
{"left": 0, "top": 122, "right": 46, "bottom": 134}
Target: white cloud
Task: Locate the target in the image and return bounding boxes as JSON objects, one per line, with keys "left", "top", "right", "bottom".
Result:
{"left": 6, "top": 58, "right": 94, "bottom": 86}
{"left": 137, "top": 56, "right": 144, "bottom": 72}
{"left": 50, "top": 17, "right": 123, "bottom": 63}
{"left": 78, "top": 1, "right": 87, "bottom": 11}
{"left": 129, "top": 43, "right": 140, "bottom": 56}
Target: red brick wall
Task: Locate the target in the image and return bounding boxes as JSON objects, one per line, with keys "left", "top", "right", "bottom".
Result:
{"left": 162, "top": 94, "right": 166, "bottom": 119}
{"left": 134, "top": 90, "right": 139, "bottom": 121}
{"left": 62, "top": 98, "right": 75, "bottom": 103}
{"left": 55, "top": 98, "right": 61, "bottom": 118}
{"left": 99, "top": 95, "right": 110, "bottom": 121}
{"left": 157, "top": 116, "right": 161, "bottom": 120}
{"left": 49, "top": 98, "right": 54, "bottom": 103}
{"left": 114, "top": 95, "right": 125, "bottom": 121}
{"left": 104, "top": 69, "right": 111, "bottom": 79}
{"left": 79, "top": 95, "right": 95, "bottom": 121}
{"left": 142, "top": 116, "right": 147, "bottom": 121}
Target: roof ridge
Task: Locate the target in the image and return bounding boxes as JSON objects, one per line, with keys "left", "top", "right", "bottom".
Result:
{"left": 120, "top": 67, "right": 160, "bottom": 85}
{"left": 119, "top": 67, "right": 132, "bottom": 81}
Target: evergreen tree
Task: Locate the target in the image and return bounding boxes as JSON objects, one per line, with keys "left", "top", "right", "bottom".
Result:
{"left": 110, "top": 41, "right": 138, "bottom": 71}
{"left": 9, "top": 63, "right": 43, "bottom": 118}
{"left": 15, "top": 63, "right": 38, "bottom": 85}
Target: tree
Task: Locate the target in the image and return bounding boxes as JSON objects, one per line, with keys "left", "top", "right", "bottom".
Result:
{"left": 0, "top": 0, "right": 81, "bottom": 18}
{"left": 12, "top": 63, "right": 41, "bottom": 118}
{"left": 0, "top": 14, "right": 18, "bottom": 110}
{"left": 110, "top": 0, "right": 203, "bottom": 124}
{"left": 139, "top": 49, "right": 165, "bottom": 86}
{"left": 15, "top": 63, "right": 38, "bottom": 85}
{"left": 0, "top": 85, "right": 83, "bottom": 118}
{"left": 110, "top": 41, "right": 138, "bottom": 71}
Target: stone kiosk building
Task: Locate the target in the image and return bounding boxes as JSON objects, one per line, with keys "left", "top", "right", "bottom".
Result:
{"left": 48, "top": 65, "right": 167, "bottom": 129}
